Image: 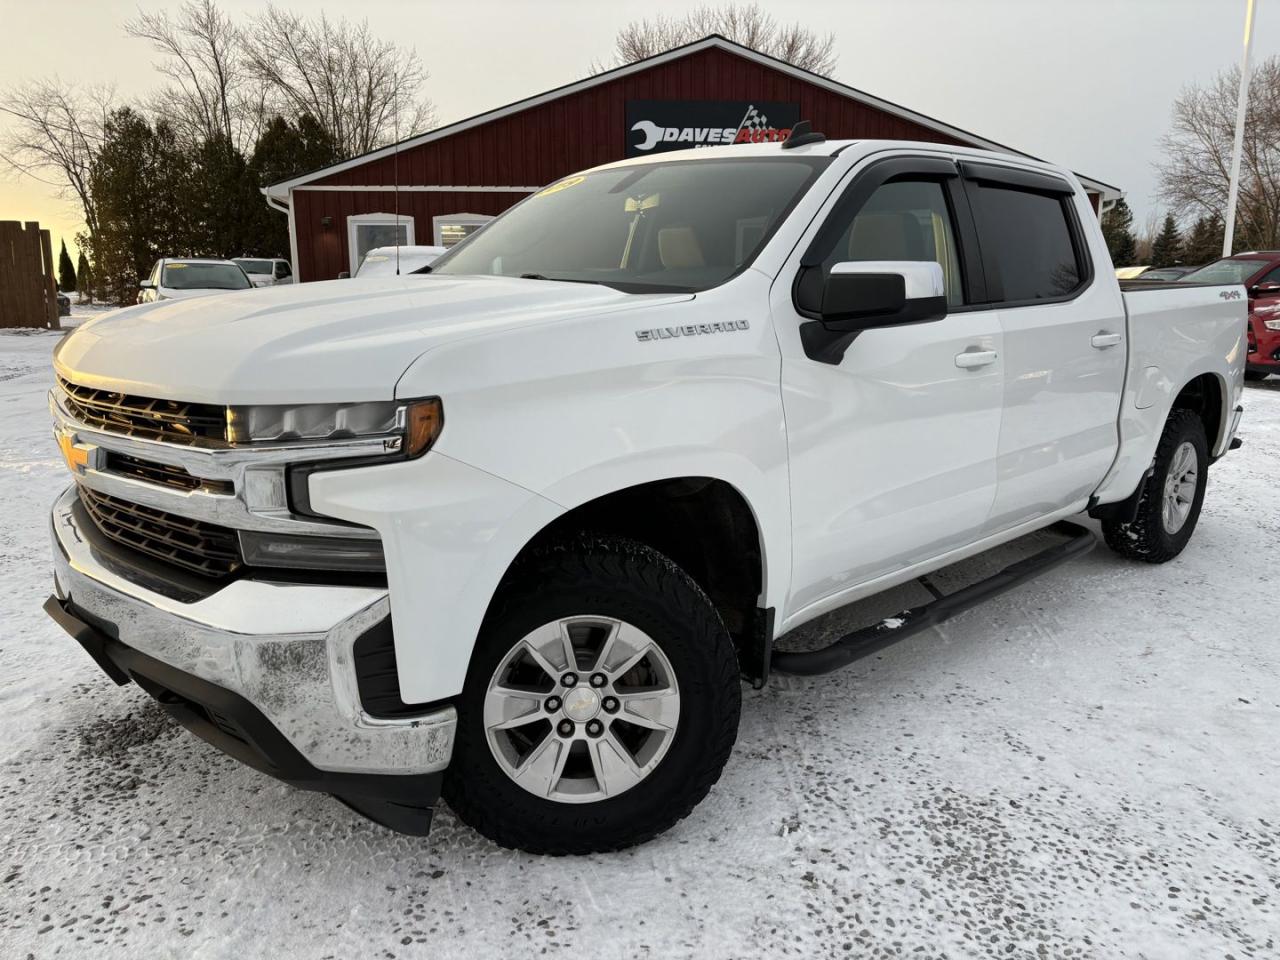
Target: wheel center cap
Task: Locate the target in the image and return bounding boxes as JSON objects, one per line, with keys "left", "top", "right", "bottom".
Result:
{"left": 562, "top": 687, "right": 601, "bottom": 722}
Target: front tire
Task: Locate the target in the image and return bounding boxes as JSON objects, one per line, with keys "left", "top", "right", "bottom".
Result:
{"left": 1102, "top": 408, "right": 1209, "bottom": 563}
{"left": 443, "top": 537, "right": 741, "bottom": 854}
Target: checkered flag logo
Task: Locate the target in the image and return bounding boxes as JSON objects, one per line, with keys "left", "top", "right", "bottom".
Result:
{"left": 735, "top": 104, "right": 771, "bottom": 140}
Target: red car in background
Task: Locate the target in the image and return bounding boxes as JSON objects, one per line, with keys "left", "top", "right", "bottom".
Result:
{"left": 1178, "top": 253, "right": 1280, "bottom": 381}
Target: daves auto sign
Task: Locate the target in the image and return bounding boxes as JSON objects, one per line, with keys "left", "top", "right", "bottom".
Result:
{"left": 625, "top": 100, "right": 801, "bottom": 157}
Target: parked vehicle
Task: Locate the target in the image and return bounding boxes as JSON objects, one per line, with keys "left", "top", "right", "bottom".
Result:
{"left": 1135, "top": 265, "right": 1196, "bottom": 282}
{"left": 354, "top": 245, "right": 447, "bottom": 278}
{"left": 55, "top": 288, "right": 70, "bottom": 317}
{"left": 1176, "top": 252, "right": 1280, "bottom": 380}
{"left": 45, "top": 136, "right": 1246, "bottom": 854}
{"left": 138, "top": 258, "right": 253, "bottom": 303}
{"left": 233, "top": 257, "right": 294, "bottom": 287}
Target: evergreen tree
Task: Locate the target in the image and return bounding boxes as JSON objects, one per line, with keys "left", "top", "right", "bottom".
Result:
{"left": 188, "top": 133, "right": 259, "bottom": 258}
{"left": 1180, "top": 215, "right": 1225, "bottom": 266}
{"left": 57, "top": 239, "right": 76, "bottom": 292}
{"left": 245, "top": 114, "right": 340, "bottom": 257}
{"left": 1101, "top": 199, "right": 1138, "bottom": 267}
{"left": 1150, "top": 214, "right": 1183, "bottom": 268}
{"left": 75, "top": 248, "right": 91, "bottom": 303}
{"left": 88, "top": 107, "right": 190, "bottom": 305}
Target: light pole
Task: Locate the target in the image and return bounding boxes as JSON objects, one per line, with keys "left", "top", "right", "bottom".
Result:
{"left": 1223, "top": 0, "right": 1258, "bottom": 257}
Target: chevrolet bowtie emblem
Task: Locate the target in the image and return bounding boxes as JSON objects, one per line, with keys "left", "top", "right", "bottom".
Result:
{"left": 57, "top": 430, "right": 103, "bottom": 475}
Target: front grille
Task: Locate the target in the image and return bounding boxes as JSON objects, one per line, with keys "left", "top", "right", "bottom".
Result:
{"left": 59, "top": 377, "right": 228, "bottom": 446}
{"left": 105, "top": 452, "right": 234, "bottom": 495}
{"left": 77, "top": 484, "right": 242, "bottom": 578}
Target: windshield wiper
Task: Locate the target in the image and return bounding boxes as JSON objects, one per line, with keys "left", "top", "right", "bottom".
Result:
{"left": 518, "top": 273, "right": 606, "bottom": 285}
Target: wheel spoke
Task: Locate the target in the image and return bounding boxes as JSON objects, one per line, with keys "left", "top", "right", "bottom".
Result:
{"left": 514, "top": 734, "right": 570, "bottom": 797}
{"left": 522, "top": 622, "right": 570, "bottom": 680}
{"left": 588, "top": 732, "right": 644, "bottom": 796}
{"left": 593, "top": 620, "right": 648, "bottom": 676}
{"left": 484, "top": 687, "right": 545, "bottom": 731}
{"left": 618, "top": 688, "right": 679, "bottom": 730}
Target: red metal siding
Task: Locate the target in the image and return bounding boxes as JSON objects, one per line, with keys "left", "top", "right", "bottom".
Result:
{"left": 291, "top": 47, "right": 975, "bottom": 280}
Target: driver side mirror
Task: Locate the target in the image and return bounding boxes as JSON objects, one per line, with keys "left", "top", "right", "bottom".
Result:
{"left": 139, "top": 279, "right": 155, "bottom": 289}
{"left": 800, "top": 261, "right": 948, "bottom": 364}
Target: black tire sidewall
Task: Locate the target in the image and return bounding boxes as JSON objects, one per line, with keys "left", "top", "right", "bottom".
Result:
{"left": 1143, "top": 410, "right": 1209, "bottom": 557}
{"left": 443, "top": 539, "right": 740, "bottom": 853}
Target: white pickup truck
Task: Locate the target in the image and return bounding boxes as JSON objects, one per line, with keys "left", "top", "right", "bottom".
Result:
{"left": 45, "top": 134, "right": 1245, "bottom": 854}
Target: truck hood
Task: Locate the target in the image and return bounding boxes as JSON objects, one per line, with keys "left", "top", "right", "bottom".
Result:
{"left": 55, "top": 275, "right": 692, "bottom": 404}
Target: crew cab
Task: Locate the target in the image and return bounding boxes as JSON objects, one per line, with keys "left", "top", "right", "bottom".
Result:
{"left": 44, "top": 136, "right": 1246, "bottom": 854}
{"left": 1176, "top": 252, "right": 1280, "bottom": 380}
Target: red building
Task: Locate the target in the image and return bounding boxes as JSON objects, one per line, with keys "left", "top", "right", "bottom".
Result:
{"left": 263, "top": 35, "right": 1120, "bottom": 282}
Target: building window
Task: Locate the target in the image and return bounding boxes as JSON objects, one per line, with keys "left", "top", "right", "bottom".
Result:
{"left": 433, "top": 213, "right": 492, "bottom": 247}
{"left": 347, "top": 213, "right": 415, "bottom": 274}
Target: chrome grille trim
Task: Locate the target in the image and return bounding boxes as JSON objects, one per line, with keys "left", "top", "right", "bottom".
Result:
{"left": 51, "top": 387, "right": 389, "bottom": 539}
{"left": 58, "top": 376, "right": 229, "bottom": 446}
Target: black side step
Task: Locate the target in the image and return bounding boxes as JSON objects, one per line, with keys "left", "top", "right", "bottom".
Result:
{"left": 770, "top": 521, "right": 1096, "bottom": 677}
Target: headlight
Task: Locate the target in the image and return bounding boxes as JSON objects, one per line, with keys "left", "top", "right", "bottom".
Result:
{"left": 227, "top": 397, "right": 443, "bottom": 458}
{"left": 1263, "top": 317, "right": 1280, "bottom": 331}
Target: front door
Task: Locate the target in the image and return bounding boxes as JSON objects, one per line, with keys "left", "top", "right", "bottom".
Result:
{"left": 772, "top": 156, "right": 1004, "bottom": 616}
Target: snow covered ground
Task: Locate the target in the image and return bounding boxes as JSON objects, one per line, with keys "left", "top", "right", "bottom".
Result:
{"left": 1, "top": 321, "right": 1276, "bottom": 959}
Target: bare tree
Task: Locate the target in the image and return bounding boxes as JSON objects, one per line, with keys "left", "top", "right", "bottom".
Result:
{"left": 0, "top": 78, "right": 114, "bottom": 240}
{"left": 599, "top": 3, "right": 838, "bottom": 76}
{"left": 242, "top": 7, "right": 435, "bottom": 157}
{"left": 1157, "top": 56, "right": 1280, "bottom": 253}
{"left": 125, "top": 0, "right": 265, "bottom": 152}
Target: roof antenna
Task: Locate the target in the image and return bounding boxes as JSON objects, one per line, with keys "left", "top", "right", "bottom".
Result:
{"left": 782, "top": 120, "right": 826, "bottom": 150}
{"left": 392, "top": 108, "right": 402, "bottom": 276}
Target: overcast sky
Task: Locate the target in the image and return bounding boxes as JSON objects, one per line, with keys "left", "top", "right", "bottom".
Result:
{"left": 0, "top": 0, "right": 1272, "bottom": 260}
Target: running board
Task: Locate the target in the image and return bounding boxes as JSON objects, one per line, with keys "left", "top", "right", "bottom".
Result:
{"left": 770, "top": 521, "right": 1096, "bottom": 677}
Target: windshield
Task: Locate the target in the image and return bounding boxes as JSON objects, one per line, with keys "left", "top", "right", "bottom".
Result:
{"left": 1177, "top": 257, "right": 1268, "bottom": 285}
{"left": 429, "top": 157, "right": 830, "bottom": 292}
{"left": 234, "top": 258, "right": 273, "bottom": 275}
{"left": 162, "top": 262, "right": 252, "bottom": 290}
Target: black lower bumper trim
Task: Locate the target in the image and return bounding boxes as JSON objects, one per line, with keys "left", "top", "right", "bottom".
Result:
{"left": 44, "top": 594, "right": 442, "bottom": 836}
{"left": 771, "top": 521, "right": 1096, "bottom": 676}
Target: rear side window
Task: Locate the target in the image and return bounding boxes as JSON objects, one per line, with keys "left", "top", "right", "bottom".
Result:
{"left": 971, "top": 185, "right": 1084, "bottom": 302}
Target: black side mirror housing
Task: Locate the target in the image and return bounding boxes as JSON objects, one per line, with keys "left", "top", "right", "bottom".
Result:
{"left": 800, "top": 261, "right": 948, "bottom": 363}
{"left": 337, "top": 271, "right": 351, "bottom": 280}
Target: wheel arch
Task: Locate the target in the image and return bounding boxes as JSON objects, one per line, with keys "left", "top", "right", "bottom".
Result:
{"left": 491, "top": 475, "right": 778, "bottom": 684}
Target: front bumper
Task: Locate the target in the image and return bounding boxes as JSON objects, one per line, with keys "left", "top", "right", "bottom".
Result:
{"left": 47, "top": 484, "right": 456, "bottom": 833}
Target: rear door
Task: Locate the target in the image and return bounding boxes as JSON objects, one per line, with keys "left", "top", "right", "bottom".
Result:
{"left": 960, "top": 161, "right": 1128, "bottom": 528}
{"left": 772, "top": 155, "right": 1005, "bottom": 615}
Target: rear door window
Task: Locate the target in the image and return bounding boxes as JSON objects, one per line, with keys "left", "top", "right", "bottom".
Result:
{"left": 970, "top": 185, "right": 1085, "bottom": 303}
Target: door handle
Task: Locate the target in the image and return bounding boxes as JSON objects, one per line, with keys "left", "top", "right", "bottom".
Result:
{"left": 1091, "top": 332, "right": 1123, "bottom": 348}
{"left": 955, "top": 349, "right": 998, "bottom": 369}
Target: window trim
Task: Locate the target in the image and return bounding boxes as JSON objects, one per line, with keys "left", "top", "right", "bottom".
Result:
{"left": 792, "top": 155, "right": 984, "bottom": 320}
{"left": 432, "top": 212, "right": 493, "bottom": 247}
{"left": 347, "top": 213, "right": 415, "bottom": 274}
{"left": 959, "top": 171, "right": 1094, "bottom": 310}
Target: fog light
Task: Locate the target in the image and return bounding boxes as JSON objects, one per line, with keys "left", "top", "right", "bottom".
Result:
{"left": 239, "top": 531, "right": 386, "bottom": 572}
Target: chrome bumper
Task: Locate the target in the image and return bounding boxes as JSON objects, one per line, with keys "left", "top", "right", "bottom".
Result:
{"left": 49, "top": 484, "right": 456, "bottom": 778}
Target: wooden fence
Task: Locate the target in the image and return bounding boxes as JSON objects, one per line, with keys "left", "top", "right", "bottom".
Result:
{"left": 0, "top": 220, "right": 60, "bottom": 330}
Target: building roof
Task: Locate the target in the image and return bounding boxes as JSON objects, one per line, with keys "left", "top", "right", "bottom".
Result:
{"left": 264, "top": 34, "right": 1121, "bottom": 202}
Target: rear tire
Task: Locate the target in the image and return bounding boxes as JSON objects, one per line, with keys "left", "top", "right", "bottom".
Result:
{"left": 442, "top": 536, "right": 741, "bottom": 854}
{"left": 1102, "top": 408, "right": 1208, "bottom": 563}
